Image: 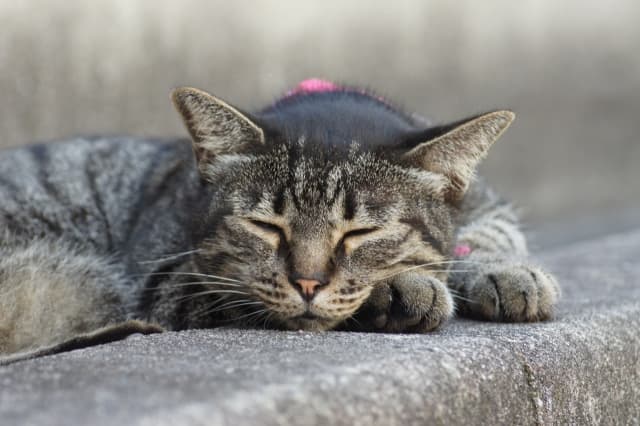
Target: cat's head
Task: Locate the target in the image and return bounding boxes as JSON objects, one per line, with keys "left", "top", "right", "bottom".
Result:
{"left": 171, "top": 86, "right": 514, "bottom": 330}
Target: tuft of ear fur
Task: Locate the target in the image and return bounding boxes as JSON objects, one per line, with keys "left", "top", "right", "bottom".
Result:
{"left": 170, "top": 87, "right": 265, "bottom": 169}
{"left": 403, "top": 110, "right": 515, "bottom": 201}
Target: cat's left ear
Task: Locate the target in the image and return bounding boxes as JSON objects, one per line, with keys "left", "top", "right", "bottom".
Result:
{"left": 403, "top": 110, "right": 515, "bottom": 201}
{"left": 171, "top": 87, "right": 265, "bottom": 168}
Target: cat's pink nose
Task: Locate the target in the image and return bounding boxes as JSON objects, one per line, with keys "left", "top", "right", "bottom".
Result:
{"left": 294, "top": 278, "right": 324, "bottom": 301}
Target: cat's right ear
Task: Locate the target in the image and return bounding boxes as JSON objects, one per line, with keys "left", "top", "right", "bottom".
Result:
{"left": 171, "top": 87, "right": 265, "bottom": 168}
{"left": 402, "top": 110, "right": 514, "bottom": 202}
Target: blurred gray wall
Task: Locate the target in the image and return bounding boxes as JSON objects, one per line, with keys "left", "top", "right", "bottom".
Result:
{"left": 1, "top": 0, "right": 639, "bottom": 244}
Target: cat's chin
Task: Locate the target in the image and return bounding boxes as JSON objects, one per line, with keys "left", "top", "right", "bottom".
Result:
{"left": 281, "top": 315, "right": 340, "bottom": 332}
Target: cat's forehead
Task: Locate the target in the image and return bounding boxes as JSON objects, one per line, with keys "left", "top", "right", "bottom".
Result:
{"left": 235, "top": 145, "right": 444, "bottom": 227}
{"left": 281, "top": 146, "right": 400, "bottom": 199}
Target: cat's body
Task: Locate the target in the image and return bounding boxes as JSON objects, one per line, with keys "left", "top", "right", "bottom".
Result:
{"left": 0, "top": 80, "right": 559, "bottom": 357}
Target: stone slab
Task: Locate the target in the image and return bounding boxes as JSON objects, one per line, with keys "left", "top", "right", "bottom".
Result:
{"left": 1, "top": 231, "right": 639, "bottom": 425}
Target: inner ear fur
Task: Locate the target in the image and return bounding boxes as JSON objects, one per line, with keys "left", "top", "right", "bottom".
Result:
{"left": 403, "top": 110, "right": 515, "bottom": 201}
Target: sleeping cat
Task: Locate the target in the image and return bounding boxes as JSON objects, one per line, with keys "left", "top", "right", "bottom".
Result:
{"left": 0, "top": 79, "right": 559, "bottom": 359}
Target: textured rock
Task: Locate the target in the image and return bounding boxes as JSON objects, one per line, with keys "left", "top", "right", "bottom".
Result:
{"left": 1, "top": 230, "right": 639, "bottom": 425}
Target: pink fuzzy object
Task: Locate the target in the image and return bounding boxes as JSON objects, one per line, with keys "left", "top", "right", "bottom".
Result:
{"left": 280, "top": 78, "right": 390, "bottom": 106}
{"left": 287, "top": 78, "right": 340, "bottom": 96}
{"left": 453, "top": 244, "right": 472, "bottom": 257}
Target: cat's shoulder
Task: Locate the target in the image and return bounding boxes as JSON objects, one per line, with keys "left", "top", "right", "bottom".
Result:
{"left": 0, "top": 136, "right": 192, "bottom": 165}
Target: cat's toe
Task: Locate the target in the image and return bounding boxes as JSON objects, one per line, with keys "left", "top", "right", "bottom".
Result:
{"left": 350, "top": 273, "right": 453, "bottom": 333}
{"left": 382, "top": 274, "right": 454, "bottom": 333}
{"left": 464, "top": 263, "right": 559, "bottom": 322}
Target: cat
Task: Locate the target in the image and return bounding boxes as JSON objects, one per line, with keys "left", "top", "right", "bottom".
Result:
{"left": 0, "top": 79, "right": 560, "bottom": 361}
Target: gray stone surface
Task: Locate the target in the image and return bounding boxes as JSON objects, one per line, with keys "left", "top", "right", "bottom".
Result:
{"left": 1, "top": 230, "right": 639, "bottom": 425}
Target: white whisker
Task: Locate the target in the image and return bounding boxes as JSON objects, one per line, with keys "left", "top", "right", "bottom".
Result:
{"left": 262, "top": 312, "right": 276, "bottom": 329}
{"left": 145, "top": 281, "right": 244, "bottom": 290}
{"left": 131, "top": 271, "right": 242, "bottom": 283}
{"left": 209, "top": 299, "right": 262, "bottom": 312}
{"left": 137, "top": 249, "right": 202, "bottom": 264}
{"left": 193, "top": 300, "right": 264, "bottom": 319}
{"left": 347, "top": 315, "right": 363, "bottom": 329}
{"left": 172, "top": 289, "right": 250, "bottom": 303}
{"left": 451, "top": 294, "right": 478, "bottom": 304}
{"left": 379, "top": 263, "right": 474, "bottom": 280}
{"left": 238, "top": 309, "right": 270, "bottom": 323}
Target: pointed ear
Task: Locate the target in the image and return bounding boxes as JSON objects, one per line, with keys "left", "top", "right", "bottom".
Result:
{"left": 403, "top": 110, "right": 515, "bottom": 201}
{"left": 171, "top": 87, "right": 265, "bottom": 167}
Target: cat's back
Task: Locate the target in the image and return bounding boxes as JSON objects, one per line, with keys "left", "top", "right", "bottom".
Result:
{"left": 0, "top": 137, "right": 196, "bottom": 251}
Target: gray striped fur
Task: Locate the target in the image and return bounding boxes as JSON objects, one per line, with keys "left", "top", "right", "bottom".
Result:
{"left": 0, "top": 86, "right": 559, "bottom": 357}
{"left": 448, "top": 182, "right": 560, "bottom": 321}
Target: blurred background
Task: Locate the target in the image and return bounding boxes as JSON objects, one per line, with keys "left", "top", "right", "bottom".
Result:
{"left": 1, "top": 0, "right": 638, "bottom": 248}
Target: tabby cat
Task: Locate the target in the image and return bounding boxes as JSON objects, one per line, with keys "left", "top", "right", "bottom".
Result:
{"left": 0, "top": 79, "right": 559, "bottom": 360}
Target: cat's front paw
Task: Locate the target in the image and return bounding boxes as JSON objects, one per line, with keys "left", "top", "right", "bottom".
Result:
{"left": 355, "top": 272, "right": 454, "bottom": 333}
{"left": 454, "top": 262, "right": 560, "bottom": 322}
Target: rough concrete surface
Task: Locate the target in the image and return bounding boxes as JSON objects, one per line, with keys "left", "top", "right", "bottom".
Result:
{"left": 1, "top": 230, "right": 639, "bottom": 425}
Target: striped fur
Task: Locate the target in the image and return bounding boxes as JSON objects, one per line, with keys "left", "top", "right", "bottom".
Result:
{"left": 448, "top": 183, "right": 560, "bottom": 321}
{"left": 0, "top": 85, "right": 559, "bottom": 357}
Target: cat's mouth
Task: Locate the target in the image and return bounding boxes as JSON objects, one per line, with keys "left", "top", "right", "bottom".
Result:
{"left": 285, "top": 312, "right": 337, "bottom": 331}
{"left": 298, "top": 311, "right": 318, "bottom": 320}
{"left": 291, "top": 312, "right": 326, "bottom": 322}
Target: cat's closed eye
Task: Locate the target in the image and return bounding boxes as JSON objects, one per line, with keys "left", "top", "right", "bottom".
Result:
{"left": 242, "top": 218, "right": 287, "bottom": 246}
{"left": 337, "top": 227, "right": 380, "bottom": 253}
{"left": 342, "top": 227, "right": 379, "bottom": 239}
{"left": 249, "top": 219, "right": 283, "bottom": 235}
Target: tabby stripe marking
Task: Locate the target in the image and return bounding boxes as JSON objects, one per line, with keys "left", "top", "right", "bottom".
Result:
{"left": 399, "top": 217, "right": 444, "bottom": 254}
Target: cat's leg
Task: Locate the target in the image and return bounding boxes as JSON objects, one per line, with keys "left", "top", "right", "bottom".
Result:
{"left": 448, "top": 199, "right": 560, "bottom": 322}
{"left": 347, "top": 272, "right": 454, "bottom": 333}
{"left": 0, "top": 237, "right": 151, "bottom": 355}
